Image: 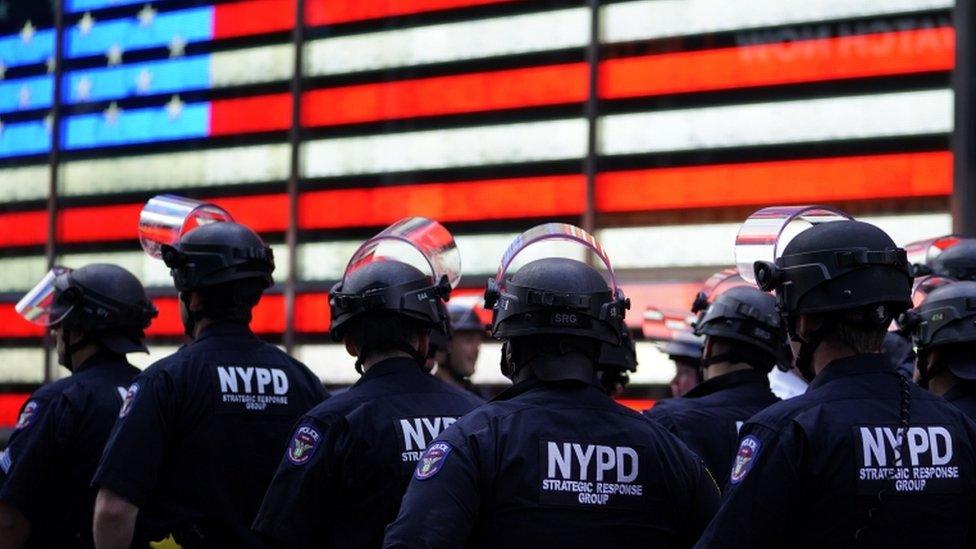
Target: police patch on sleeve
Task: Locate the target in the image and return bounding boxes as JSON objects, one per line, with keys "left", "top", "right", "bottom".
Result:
{"left": 119, "top": 383, "right": 139, "bottom": 418}
{"left": 0, "top": 449, "right": 11, "bottom": 473}
{"left": 414, "top": 441, "right": 453, "bottom": 481}
{"left": 286, "top": 424, "right": 321, "bottom": 466}
{"left": 730, "top": 435, "right": 761, "bottom": 484}
{"left": 15, "top": 401, "right": 39, "bottom": 430}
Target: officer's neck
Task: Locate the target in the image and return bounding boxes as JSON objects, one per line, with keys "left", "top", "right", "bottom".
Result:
{"left": 192, "top": 317, "right": 215, "bottom": 339}
{"left": 929, "top": 370, "right": 963, "bottom": 397}
{"left": 67, "top": 343, "right": 100, "bottom": 372}
{"left": 361, "top": 350, "right": 413, "bottom": 372}
{"left": 812, "top": 340, "right": 875, "bottom": 375}
{"left": 703, "top": 362, "right": 751, "bottom": 381}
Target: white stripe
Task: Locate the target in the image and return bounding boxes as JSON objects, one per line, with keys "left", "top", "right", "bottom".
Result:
{"left": 210, "top": 44, "right": 295, "bottom": 88}
{"left": 599, "top": 89, "right": 952, "bottom": 156}
{"left": 602, "top": 0, "right": 954, "bottom": 43}
{"left": 301, "top": 118, "right": 586, "bottom": 177}
{"left": 0, "top": 348, "right": 46, "bottom": 383}
{"left": 303, "top": 8, "right": 589, "bottom": 76}
{"left": 0, "top": 165, "right": 49, "bottom": 202}
{"left": 59, "top": 144, "right": 290, "bottom": 196}
{"left": 292, "top": 341, "right": 678, "bottom": 385}
{"left": 0, "top": 256, "right": 49, "bottom": 293}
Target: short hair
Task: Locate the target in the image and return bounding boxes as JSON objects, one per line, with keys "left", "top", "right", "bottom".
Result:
{"left": 824, "top": 318, "right": 888, "bottom": 355}
{"left": 344, "top": 313, "right": 428, "bottom": 362}
{"left": 198, "top": 279, "right": 265, "bottom": 323}
{"left": 707, "top": 337, "right": 776, "bottom": 372}
{"left": 508, "top": 334, "right": 601, "bottom": 367}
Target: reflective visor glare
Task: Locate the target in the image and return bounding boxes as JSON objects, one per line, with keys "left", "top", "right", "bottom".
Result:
{"left": 15, "top": 267, "right": 72, "bottom": 326}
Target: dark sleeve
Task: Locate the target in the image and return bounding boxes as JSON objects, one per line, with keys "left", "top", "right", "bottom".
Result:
{"left": 694, "top": 422, "right": 800, "bottom": 549}
{"left": 252, "top": 415, "right": 348, "bottom": 546}
{"left": 91, "top": 371, "right": 176, "bottom": 506}
{"left": 0, "top": 395, "right": 67, "bottom": 521}
{"left": 384, "top": 433, "right": 481, "bottom": 548}
{"left": 644, "top": 408, "right": 679, "bottom": 436}
{"left": 679, "top": 458, "right": 721, "bottom": 547}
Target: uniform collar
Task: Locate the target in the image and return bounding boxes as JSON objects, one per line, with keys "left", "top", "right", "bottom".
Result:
{"left": 491, "top": 372, "right": 602, "bottom": 403}
{"left": 684, "top": 369, "right": 768, "bottom": 398}
{"left": 74, "top": 349, "right": 128, "bottom": 373}
{"left": 943, "top": 382, "right": 976, "bottom": 403}
{"left": 194, "top": 321, "right": 255, "bottom": 343}
{"left": 357, "top": 357, "right": 425, "bottom": 384}
{"left": 809, "top": 353, "right": 897, "bottom": 390}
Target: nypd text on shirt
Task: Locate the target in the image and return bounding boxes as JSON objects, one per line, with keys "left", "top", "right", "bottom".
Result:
{"left": 216, "top": 366, "right": 290, "bottom": 411}
{"left": 396, "top": 416, "right": 459, "bottom": 462}
{"left": 854, "top": 424, "right": 961, "bottom": 494}
{"left": 540, "top": 440, "right": 645, "bottom": 510}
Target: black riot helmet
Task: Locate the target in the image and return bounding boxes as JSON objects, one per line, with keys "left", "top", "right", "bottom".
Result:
{"left": 926, "top": 239, "right": 976, "bottom": 281}
{"left": 17, "top": 264, "right": 157, "bottom": 355}
{"left": 138, "top": 194, "right": 274, "bottom": 292}
{"left": 738, "top": 206, "right": 912, "bottom": 377}
{"left": 901, "top": 281, "right": 976, "bottom": 386}
{"left": 596, "top": 330, "right": 638, "bottom": 395}
{"left": 329, "top": 218, "right": 459, "bottom": 365}
{"left": 693, "top": 285, "right": 790, "bottom": 373}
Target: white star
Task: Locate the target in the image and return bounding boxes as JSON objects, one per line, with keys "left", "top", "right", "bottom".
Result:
{"left": 18, "top": 85, "right": 30, "bottom": 108}
{"left": 77, "top": 12, "right": 95, "bottom": 35}
{"left": 104, "top": 102, "right": 122, "bottom": 125}
{"left": 169, "top": 34, "right": 186, "bottom": 58}
{"left": 137, "top": 4, "right": 156, "bottom": 27}
{"left": 20, "top": 20, "right": 35, "bottom": 43}
{"left": 165, "top": 95, "right": 183, "bottom": 120}
{"left": 76, "top": 75, "right": 92, "bottom": 101}
{"left": 46, "top": 56, "right": 55, "bottom": 74}
{"left": 106, "top": 43, "right": 124, "bottom": 66}
{"left": 135, "top": 68, "right": 152, "bottom": 93}
{"left": 44, "top": 113, "right": 53, "bottom": 132}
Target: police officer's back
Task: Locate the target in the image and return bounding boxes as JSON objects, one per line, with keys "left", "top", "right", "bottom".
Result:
{"left": 253, "top": 218, "right": 482, "bottom": 548}
{"left": 92, "top": 212, "right": 328, "bottom": 548}
{"left": 904, "top": 280, "right": 976, "bottom": 419}
{"left": 0, "top": 264, "right": 156, "bottom": 548}
{"left": 646, "top": 286, "right": 784, "bottom": 482}
{"left": 696, "top": 212, "right": 976, "bottom": 547}
{"left": 385, "top": 225, "right": 720, "bottom": 548}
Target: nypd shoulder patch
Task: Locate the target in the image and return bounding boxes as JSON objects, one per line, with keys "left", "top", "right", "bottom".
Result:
{"left": 414, "top": 441, "right": 453, "bottom": 481}
{"left": 730, "top": 435, "right": 762, "bottom": 484}
{"left": 287, "top": 423, "right": 322, "bottom": 466}
{"left": 15, "top": 400, "right": 39, "bottom": 430}
{"left": 119, "top": 383, "right": 139, "bottom": 418}
{"left": 0, "top": 449, "right": 10, "bottom": 473}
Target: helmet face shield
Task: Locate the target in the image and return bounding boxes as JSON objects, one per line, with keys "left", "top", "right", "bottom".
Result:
{"left": 139, "top": 194, "right": 233, "bottom": 259}
{"left": 904, "top": 235, "right": 962, "bottom": 276}
{"left": 734, "top": 205, "right": 852, "bottom": 285}
{"left": 344, "top": 217, "right": 461, "bottom": 290}
{"left": 16, "top": 266, "right": 74, "bottom": 326}
{"left": 492, "top": 223, "right": 618, "bottom": 291}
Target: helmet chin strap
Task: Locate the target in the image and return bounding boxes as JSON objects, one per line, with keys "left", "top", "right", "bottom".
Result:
{"left": 790, "top": 323, "right": 831, "bottom": 382}
{"left": 179, "top": 292, "right": 205, "bottom": 339}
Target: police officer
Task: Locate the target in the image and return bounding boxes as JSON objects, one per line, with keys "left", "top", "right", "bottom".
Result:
{"left": 664, "top": 337, "right": 704, "bottom": 397}
{"left": 596, "top": 329, "right": 638, "bottom": 396}
{"left": 92, "top": 219, "right": 328, "bottom": 548}
{"left": 432, "top": 302, "right": 486, "bottom": 398}
{"left": 919, "top": 238, "right": 976, "bottom": 281}
{"left": 0, "top": 264, "right": 156, "bottom": 548}
{"left": 696, "top": 214, "right": 976, "bottom": 547}
{"left": 384, "top": 224, "right": 720, "bottom": 548}
{"left": 645, "top": 286, "right": 785, "bottom": 482}
{"left": 904, "top": 281, "right": 976, "bottom": 419}
{"left": 252, "top": 218, "right": 482, "bottom": 548}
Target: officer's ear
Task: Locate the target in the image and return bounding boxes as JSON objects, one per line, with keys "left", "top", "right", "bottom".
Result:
{"left": 796, "top": 314, "right": 822, "bottom": 339}
{"left": 416, "top": 331, "right": 430, "bottom": 359}
{"left": 344, "top": 338, "right": 359, "bottom": 358}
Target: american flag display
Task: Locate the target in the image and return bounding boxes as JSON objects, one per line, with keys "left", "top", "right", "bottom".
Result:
{"left": 0, "top": 0, "right": 958, "bottom": 422}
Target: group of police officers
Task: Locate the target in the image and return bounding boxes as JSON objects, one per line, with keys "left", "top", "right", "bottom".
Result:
{"left": 1, "top": 196, "right": 976, "bottom": 548}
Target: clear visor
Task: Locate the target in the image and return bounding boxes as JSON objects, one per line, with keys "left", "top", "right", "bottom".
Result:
{"left": 911, "top": 275, "right": 954, "bottom": 308}
{"left": 701, "top": 268, "right": 753, "bottom": 301}
{"left": 642, "top": 307, "right": 698, "bottom": 341}
{"left": 16, "top": 266, "right": 73, "bottom": 326}
{"left": 494, "top": 223, "right": 617, "bottom": 290}
{"left": 904, "top": 234, "right": 962, "bottom": 270}
{"left": 734, "top": 205, "right": 853, "bottom": 284}
{"left": 138, "top": 194, "right": 234, "bottom": 259}
{"left": 344, "top": 217, "right": 461, "bottom": 289}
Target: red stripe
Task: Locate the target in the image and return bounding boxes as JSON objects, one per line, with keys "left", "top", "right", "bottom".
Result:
{"left": 59, "top": 203, "right": 141, "bottom": 244}
{"left": 597, "top": 151, "right": 952, "bottom": 213}
{"left": 212, "top": 0, "right": 296, "bottom": 39}
{"left": 0, "top": 304, "right": 46, "bottom": 337}
{"left": 210, "top": 93, "right": 292, "bottom": 136}
{"left": 299, "top": 175, "right": 586, "bottom": 229}
{"left": 0, "top": 394, "right": 30, "bottom": 428}
{"left": 0, "top": 210, "right": 48, "bottom": 247}
{"left": 305, "top": 0, "right": 512, "bottom": 26}
{"left": 616, "top": 398, "right": 655, "bottom": 412}
{"left": 145, "top": 293, "right": 329, "bottom": 337}
{"left": 302, "top": 63, "right": 588, "bottom": 127}
{"left": 601, "top": 27, "right": 955, "bottom": 99}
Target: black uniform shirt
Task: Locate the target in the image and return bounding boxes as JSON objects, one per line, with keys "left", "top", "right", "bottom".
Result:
{"left": 645, "top": 369, "right": 780, "bottom": 481}
{"left": 252, "top": 356, "right": 484, "bottom": 548}
{"left": 93, "top": 322, "right": 328, "bottom": 548}
{"left": 384, "top": 364, "right": 721, "bottom": 549}
{"left": 696, "top": 354, "right": 976, "bottom": 548}
{"left": 0, "top": 351, "right": 140, "bottom": 548}
{"left": 944, "top": 383, "right": 976, "bottom": 422}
